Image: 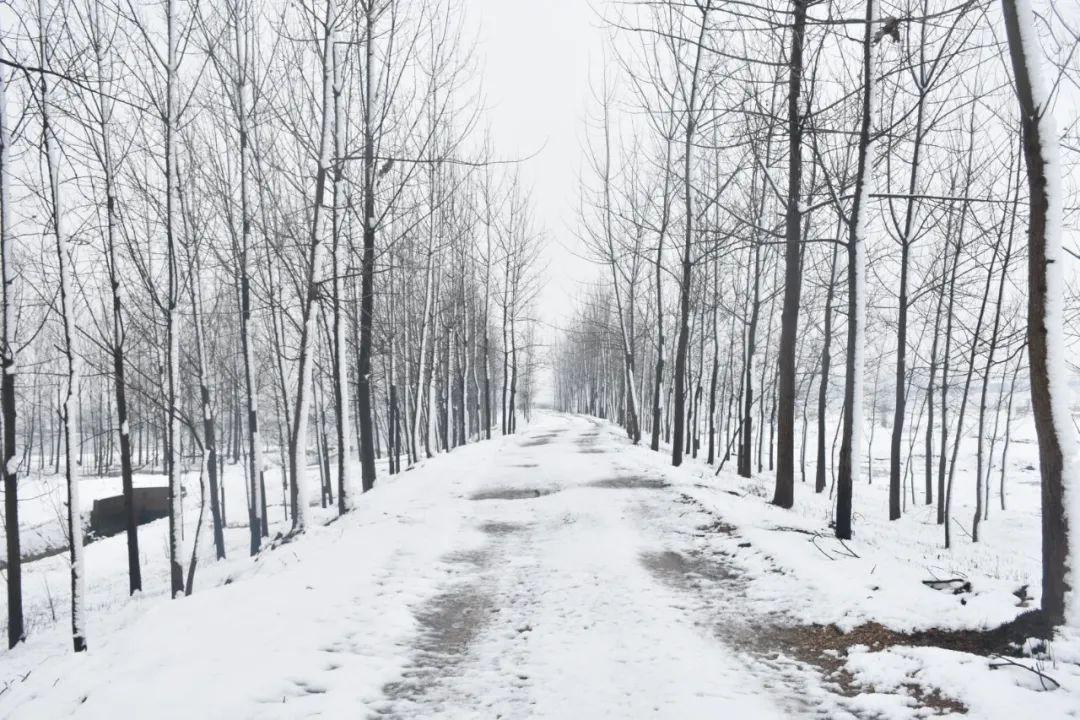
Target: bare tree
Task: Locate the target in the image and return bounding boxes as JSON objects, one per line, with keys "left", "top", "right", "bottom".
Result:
{"left": 1000, "top": 0, "right": 1078, "bottom": 628}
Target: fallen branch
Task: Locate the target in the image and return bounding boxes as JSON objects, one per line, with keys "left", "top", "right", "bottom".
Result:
{"left": 922, "top": 578, "right": 972, "bottom": 594}
{"left": 925, "top": 567, "right": 969, "bottom": 582}
{"left": 811, "top": 533, "right": 836, "bottom": 561}
{"left": 836, "top": 539, "right": 861, "bottom": 559}
{"left": 0, "top": 669, "right": 32, "bottom": 698}
{"left": 989, "top": 655, "right": 1060, "bottom": 691}
{"left": 768, "top": 525, "right": 816, "bottom": 536}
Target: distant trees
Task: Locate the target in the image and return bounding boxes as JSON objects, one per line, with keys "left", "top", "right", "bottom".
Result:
{"left": 0, "top": 0, "right": 541, "bottom": 650}
{"left": 556, "top": 0, "right": 1080, "bottom": 629}
{"left": 198, "top": 0, "right": 267, "bottom": 556}
{"left": 2, "top": 0, "right": 1078, "bottom": 654}
{"left": 581, "top": 78, "right": 645, "bottom": 444}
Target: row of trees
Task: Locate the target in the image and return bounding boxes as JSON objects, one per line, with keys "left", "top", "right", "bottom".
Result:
{"left": 1, "top": 0, "right": 543, "bottom": 652}
{"left": 556, "top": 0, "right": 1079, "bottom": 628}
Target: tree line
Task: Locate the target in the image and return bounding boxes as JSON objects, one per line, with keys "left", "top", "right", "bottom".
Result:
{"left": 1, "top": 0, "right": 543, "bottom": 652}
{"left": 555, "top": 0, "right": 1079, "bottom": 629}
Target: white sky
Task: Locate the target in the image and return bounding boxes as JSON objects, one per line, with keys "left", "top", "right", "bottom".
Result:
{"left": 466, "top": 0, "right": 607, "bottom": 340}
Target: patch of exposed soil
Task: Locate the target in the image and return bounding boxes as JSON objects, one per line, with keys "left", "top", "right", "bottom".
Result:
{"left": 641, "top": 546, "right": 970, "bottom": 715}
{"left": 746, "top": 623, "right": 971, "bottom": 715}
{"left": 470, "top": 487, "right": 558, "bottom": 501}
{"left": 478, "top": 521, "right": 530, "bottom": 536}
{"left": 377, "top": 542, "right": 499, "bottom": 716}
{"left": 642, "top": 491, "right": 1045, "bottom": 715}
{"left": 793, "top": 610, "right": 1050, "bottom": 658}
{"left": 694, "top": 518, "right": 738, "bottom": 536}
{"left": 589, "top": 476, "right": 670, "bottom": 490}
{"left": 378, "top": 582, "right": 493, "bottom": 715}
{"left": 520, "top": 433, "right": 559, "bottom": 447}
{"left": 641, "top": 549, "right": 736, "bottom": 585}
{"left": 676, "top": 494, "right": 738, "bottom": 536}
{"left": 442, "top": 548, "right": 488, "bottom": 566}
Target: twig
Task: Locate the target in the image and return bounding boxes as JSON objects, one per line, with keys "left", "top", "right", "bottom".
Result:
{"left": 988, "top": 655, "right": 1061, "bottom": 691}
{"left": 836, "top": 539, "right": 861, "bottom": 559}
{"left": 811, "top": 533, "right": 836, "bottom": 561}
{"left": 922, "top": 577, "right": 971, "bottom": 593}
{"left": 0, "top": 669, "right": 31, "bottom": 698}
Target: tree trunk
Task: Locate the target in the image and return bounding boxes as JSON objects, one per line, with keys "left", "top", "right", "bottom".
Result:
{"left": 330, "top": 40, "right": 356, "bottom": 507}
{"left": 289, "top": 0, "right": 337, "bottom": 532}
{"left": 2, "top": 55, "right": 23, "bottom": 649}
{"left": 672, "top": 5, "right": 708, "bottom": 466}
{"left": 356, "top": 1, "right": 378, "bottom": 492}
{"left": 1001, "top": 0, "right": 1076, "bottom": 627}
{"left": 774, "top": 0, "right": 807, "bottom": 509}
{"left": 816, "top": 239, "right": 838, "bottom": 493}
{"left": 163, "top": 0, "right": 184, "bottom": 598}
{"left": 836, "top": 0, "right": 875, "bottom": 541}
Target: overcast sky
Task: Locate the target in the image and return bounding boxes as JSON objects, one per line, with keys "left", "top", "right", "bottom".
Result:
{"left": 466, "top": 0, "right": 608, "bottom": 343}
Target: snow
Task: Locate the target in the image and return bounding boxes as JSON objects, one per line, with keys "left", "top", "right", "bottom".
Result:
{"left": 0, "top": 416, "right": 781, "bottom": 717}
{"left": 594, "top": 413, "right": 1080, "bottom": 717}
{"left": 660, "top": 428, "right": 1044, "bottom": 634}
{"left": 2, "top": 411, "right": 1079, "bottom": 718}
{"left": 845, "top": 644, "right": 1080, "bottom": 718}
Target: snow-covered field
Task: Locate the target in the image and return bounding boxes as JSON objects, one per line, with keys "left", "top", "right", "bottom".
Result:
{"left": 682, "top": 416, "right": 1045, "bottom": 634}
{"left": 1, "top": 457, "right": 302, "bottom": 641}
{"left": 639, "top": 414, "right": 1080, "bottom": 718}
{"left": 0, "top": 411, "right": 1077, "bottom": 718}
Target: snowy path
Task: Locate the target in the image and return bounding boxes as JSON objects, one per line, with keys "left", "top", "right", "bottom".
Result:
{"left": 373, "top": 414, "right": 787, "bottom": 718}
{"left": 2, "top": 413, "right": 903, "bottom": 719}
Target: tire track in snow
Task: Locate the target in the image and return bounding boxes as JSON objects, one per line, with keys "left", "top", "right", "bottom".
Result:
{"left": 373, "top": 415, "right": 786, "bottom": 718}
{"left": 371, "top": 425, "right": 565, "bottom": 718}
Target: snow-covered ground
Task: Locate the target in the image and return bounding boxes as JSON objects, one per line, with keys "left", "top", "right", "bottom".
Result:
{"left": 698, "top": 408, "right": 1049, "bottom": 633}
{"left": 0, "top": 411, "right": 1077, "bottom": 718}
{"left": 637, "top": 414, "right": 1080, "bottom": 718}
{"left": 0, "top": 455, "right": 302, "bottom": 640}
